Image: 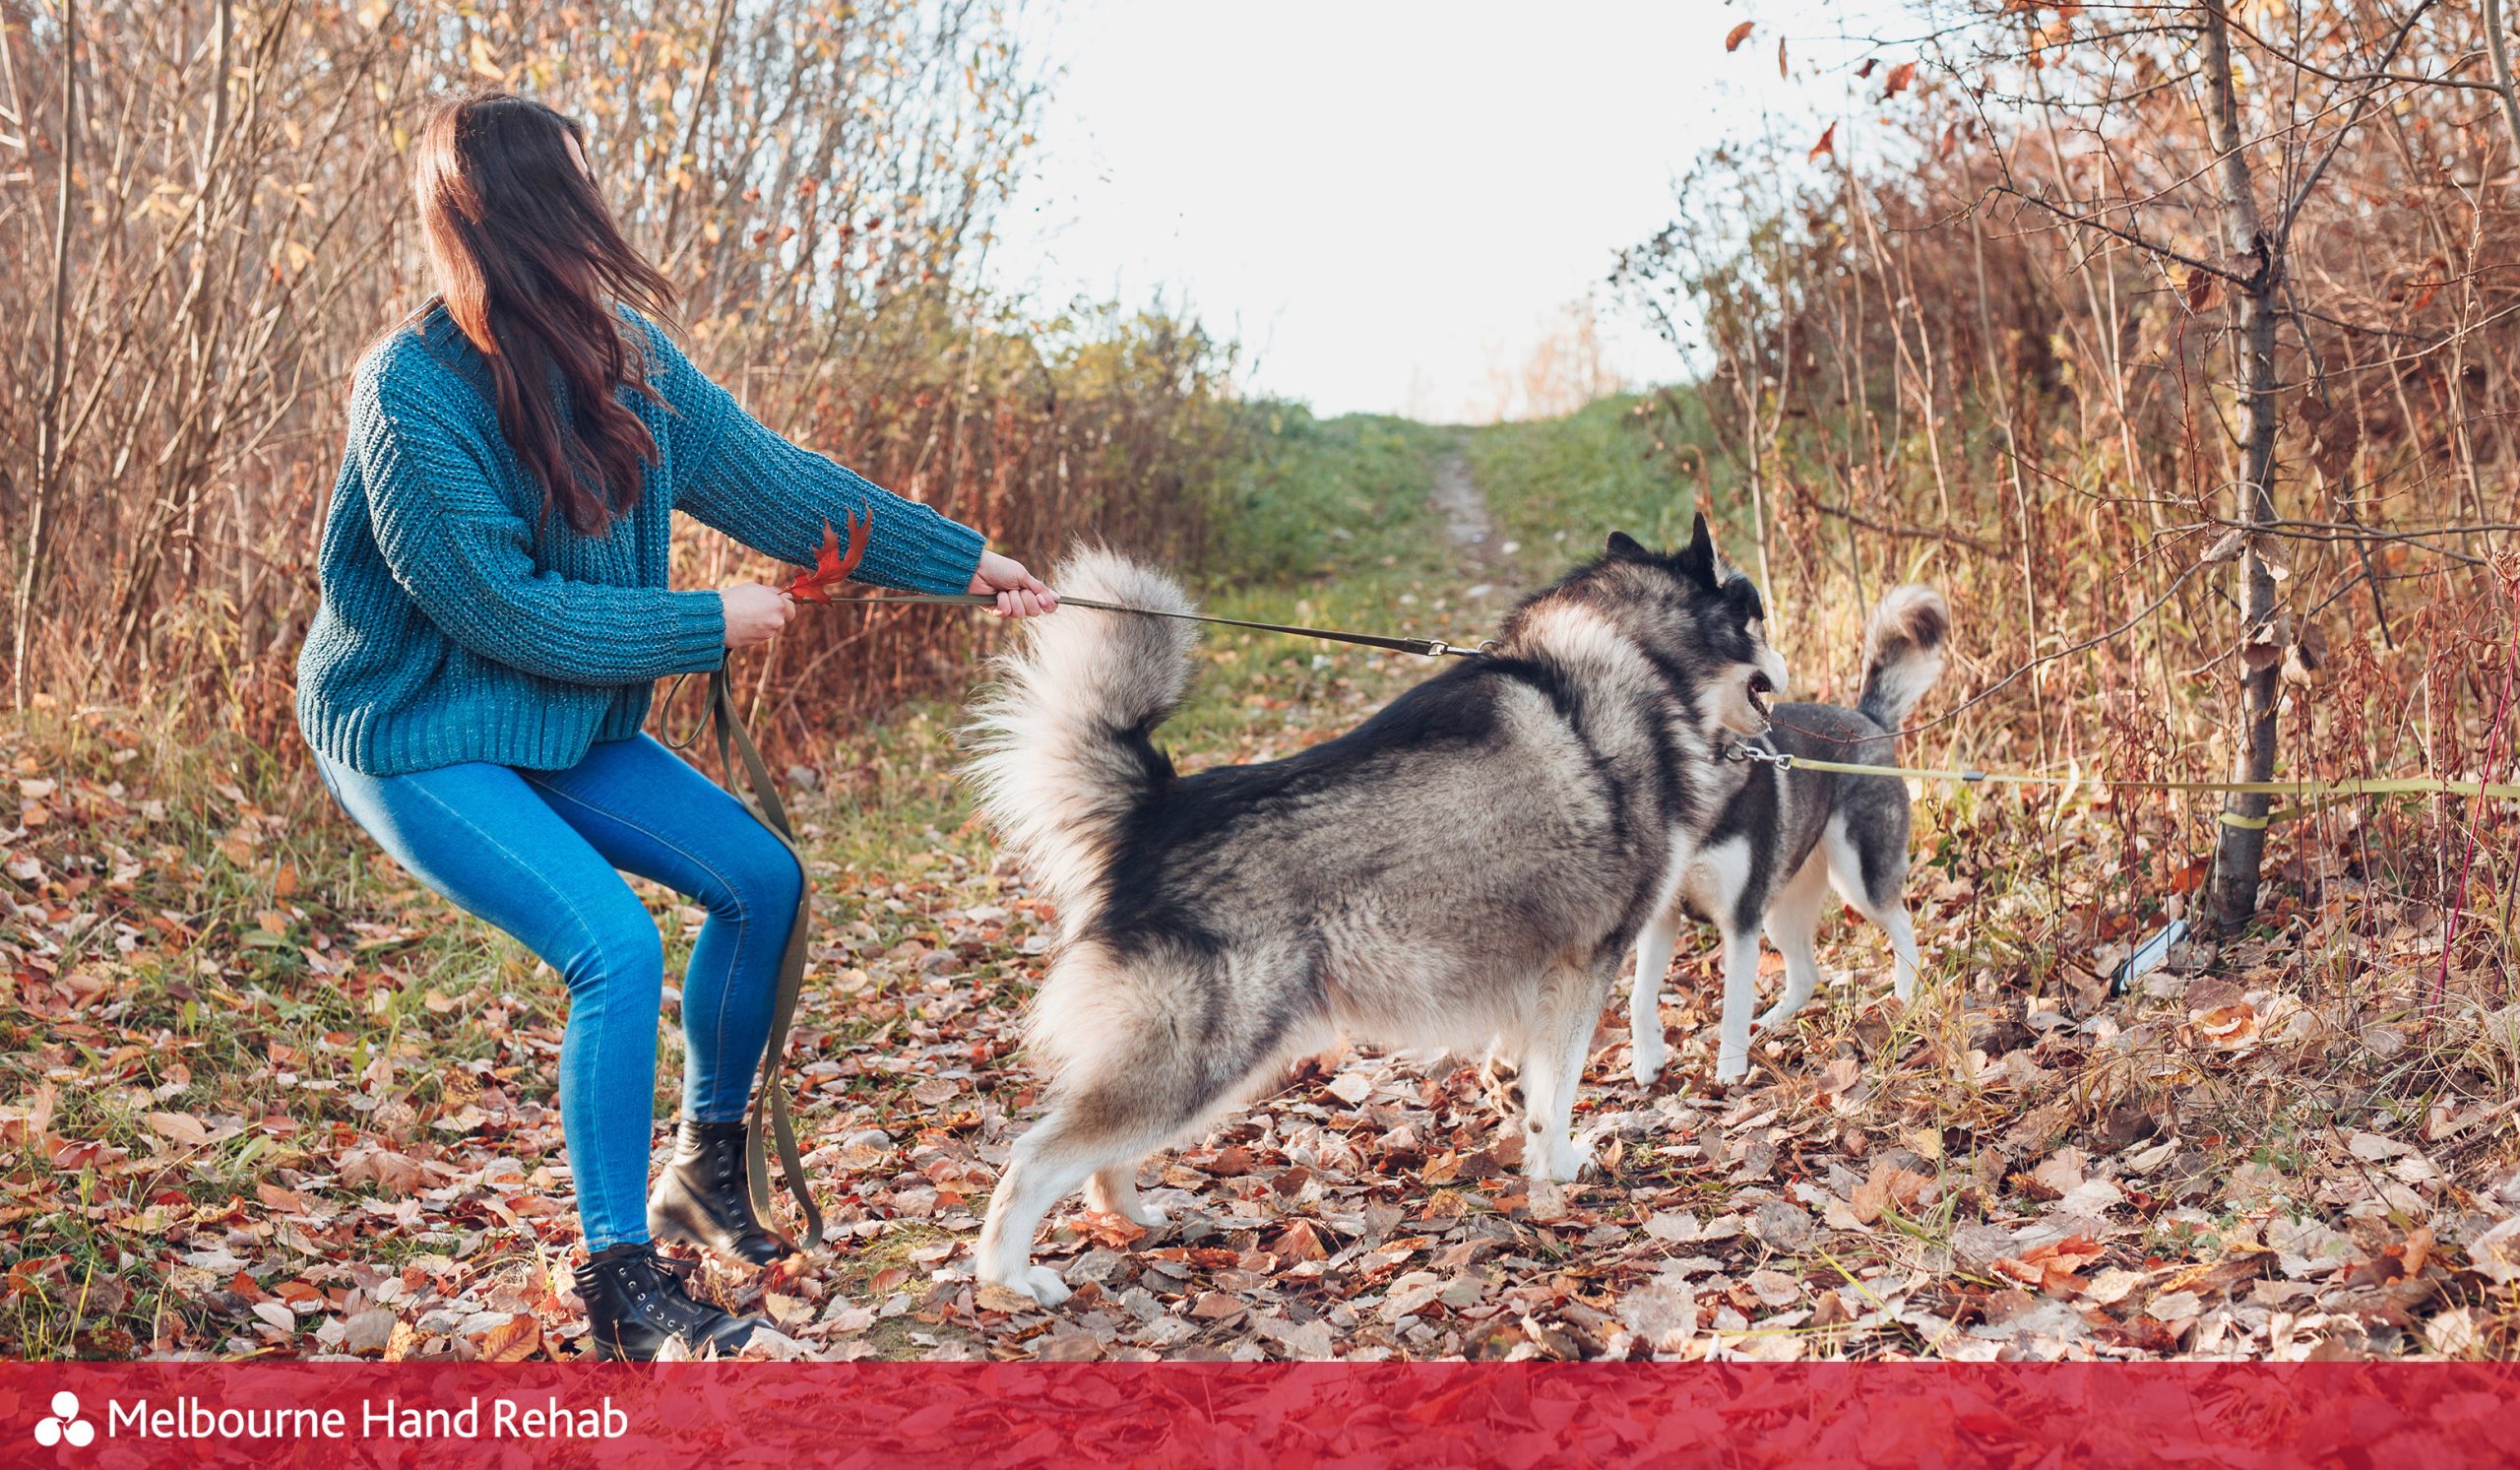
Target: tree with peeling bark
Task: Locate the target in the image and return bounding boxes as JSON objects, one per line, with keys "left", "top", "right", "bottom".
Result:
{"left": 2194, "top": 0, "right": 2437, "bottom": 930}
{"left": 2192, "top": 0, "right": 2292, "bottom": 930}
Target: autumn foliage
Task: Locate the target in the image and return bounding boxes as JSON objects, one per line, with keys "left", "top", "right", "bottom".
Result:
{"left": 1616, "top": 0, "right": 2520, "bottom": 938}
{"left": 0, "top": 1, "right": 1239, "bottom": 753}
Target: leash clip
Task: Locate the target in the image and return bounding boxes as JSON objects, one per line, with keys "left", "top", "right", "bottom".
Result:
{"left": 1723, "top": 742, "right": 1791, "bottom": 770}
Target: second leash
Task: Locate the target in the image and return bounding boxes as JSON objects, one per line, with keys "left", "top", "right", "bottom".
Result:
{"left": 1722, "top": 743, "right": 2520, "bottom": 829}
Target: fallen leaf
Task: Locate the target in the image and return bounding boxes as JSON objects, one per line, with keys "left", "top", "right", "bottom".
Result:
{"left": 471, "top": 1313, "right": 539, "bottom": 1363}
{"left": 145, "top": 1112, "right": 211, "bottom": 1149}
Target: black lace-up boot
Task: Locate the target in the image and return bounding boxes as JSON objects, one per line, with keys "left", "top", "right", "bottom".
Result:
{"left": 573, "top": 1242, "right": 763, "bottom": 1361}
{"left": 647, "top": 1118, "right": 795, "bottom": 1265}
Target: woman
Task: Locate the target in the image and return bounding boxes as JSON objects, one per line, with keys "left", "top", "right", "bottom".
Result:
{"left": 295, "top": 93, "right": 1054, "bottom": 1360}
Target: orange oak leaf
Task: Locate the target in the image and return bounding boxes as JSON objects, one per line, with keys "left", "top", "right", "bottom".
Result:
{"left": 1726, "top": 21, "right": 1753, "bottom": 51}
{"left": 784, "top": 510, "right": 873, "bottom": 604}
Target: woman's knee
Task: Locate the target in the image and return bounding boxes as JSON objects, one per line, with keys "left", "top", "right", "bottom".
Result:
{"left": 558, "top": 910, "right": 666, "bottom": 1002}
{"left": 715, "top": 829, "right": 804, "bottom": 926}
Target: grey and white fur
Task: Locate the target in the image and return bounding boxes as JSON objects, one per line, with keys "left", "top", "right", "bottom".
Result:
{"left": 962, "top": 517, "right": 1788, "bottom": 1303}
{"left": 1626, "top": 583, "right": 1950, "bottom": 1089}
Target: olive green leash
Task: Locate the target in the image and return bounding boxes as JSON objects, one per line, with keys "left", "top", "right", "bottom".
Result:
{"left": 1722, "top": 744, "right": 2520, "bottom": 829}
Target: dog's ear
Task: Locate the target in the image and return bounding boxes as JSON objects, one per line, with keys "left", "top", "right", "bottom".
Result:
{"left": 1673, "top": 512, "right": 1719, "bottom": 590}
{"left": 1605, "top": 531, "right": 1650, "bottom": 561}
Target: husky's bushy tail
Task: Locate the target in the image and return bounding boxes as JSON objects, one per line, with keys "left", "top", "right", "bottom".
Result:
{"left": 962, "top": 547, "right": 1197, "bottom": 915}
{"left": 1856, "top": 585, "right": 1950, "bottom": 732}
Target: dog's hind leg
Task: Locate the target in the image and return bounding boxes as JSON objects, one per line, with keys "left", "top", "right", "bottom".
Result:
{"left": 979, "top": 947, "right": 1319, "bottom": 1303}
{"left": 1753, "top": 853, "right": 1833, "bottom": 1035}
{"left": 1821, "top": 822, "right": 1926, "bottom": 1003}
{"left": 976, "top": 1113, "right": 1108, "bottom": 1306}
{"left": 1627, "top": 912, "right": 1680, "bottom": 1087}
{"left": 1517, "top": 961, "right": 1614, "bottom": 1184}
{"left": 1085, "top": 1163, "right": 1168, "bottom": 1227}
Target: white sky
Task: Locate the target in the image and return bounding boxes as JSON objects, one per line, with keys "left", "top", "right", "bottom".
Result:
{"left": 990, "top": 1, "right": 1897, "bottom": 421}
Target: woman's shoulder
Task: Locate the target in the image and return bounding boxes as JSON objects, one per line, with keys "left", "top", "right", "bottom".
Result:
{"left": 613, "top": 303, "right": 701, "bottom": 390}
{"left": 354, "top": 304, "right": 486, "bottom": 402}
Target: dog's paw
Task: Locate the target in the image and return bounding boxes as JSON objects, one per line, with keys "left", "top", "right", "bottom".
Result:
{"left": 1008, "top": 1265, "right": 1072, "bottom": 1307}
{"left": 978, "top": 1262, "right": 1073, "bottom": 1307}
{"left": 1751, "top": 1003, "right": 1797, "bottom": 1035}
{"left": 1629, "top": 1035, "right": 1670, "bottom": 1088}
{"left": 1525, "top": 1137, "right": 1594, "bottom": 1186}
{"left": 1086, "top": 1184, "right": 1171, "bottom": 1229}
{"left": 1714, "top": 1053, "right": 1750, "bottom": 1086}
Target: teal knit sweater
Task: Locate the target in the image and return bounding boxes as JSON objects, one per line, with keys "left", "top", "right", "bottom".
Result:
{"left": 295, "top": 305, "right": 986, "bottom": 776}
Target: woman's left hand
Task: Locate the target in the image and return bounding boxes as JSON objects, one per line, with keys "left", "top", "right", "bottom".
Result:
{"left": 971, "top": 550, "right": 1058, "bottom": 617}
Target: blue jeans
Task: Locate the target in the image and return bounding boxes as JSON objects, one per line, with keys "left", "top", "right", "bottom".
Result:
{"left": 314, "top": 735, "right": 803, "bottom": 1251}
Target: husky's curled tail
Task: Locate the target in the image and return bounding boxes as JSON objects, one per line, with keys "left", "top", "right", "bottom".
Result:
{"left": 961, "top": 546, "right": 1196, "bottom": 924}
{"left": 1857, "top": 585, "right": 1951, "bottom": 732}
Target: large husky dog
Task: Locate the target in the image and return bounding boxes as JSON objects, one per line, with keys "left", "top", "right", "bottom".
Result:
{"left": 963, "top": 517, "right": 1788, "bottom": 1303}
{"left": 1626, "top": 585, "right": 1949, "bottom": 1089}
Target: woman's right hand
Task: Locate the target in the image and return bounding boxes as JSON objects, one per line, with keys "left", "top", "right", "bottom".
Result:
{"left": 720, "top": 583, "right": 797, "bottom": 649}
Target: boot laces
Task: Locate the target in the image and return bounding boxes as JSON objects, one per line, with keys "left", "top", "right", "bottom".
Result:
{"left": 599, "top": 1244, "right": 700, "bottom": 1309}
{"left": 703, "top": 1136, "right": 771, "bottom": 1241}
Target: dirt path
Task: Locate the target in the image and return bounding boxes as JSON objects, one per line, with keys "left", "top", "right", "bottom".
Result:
{"left": 1431, "top": 446, "right": 1501, "bottom": 612}
{"left": 1431, "top": 441, "right": 1509, "bottom": 591}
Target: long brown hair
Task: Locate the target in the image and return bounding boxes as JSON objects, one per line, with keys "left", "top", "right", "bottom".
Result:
{"left": 411, "top": 93, "right": 676, "bottom": 535}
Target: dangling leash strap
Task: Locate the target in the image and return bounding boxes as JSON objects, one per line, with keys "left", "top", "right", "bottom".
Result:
{"left": 665, "top": 668, "right": 824, "bottom": 1251}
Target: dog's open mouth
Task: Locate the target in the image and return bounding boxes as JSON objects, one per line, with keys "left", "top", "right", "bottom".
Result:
{"left": 1747, "top": 671, "right": 1774, "bottom": 721}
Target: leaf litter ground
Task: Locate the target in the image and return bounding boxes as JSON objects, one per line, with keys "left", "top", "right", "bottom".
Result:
{"left": 5, "top": 571, "right": 2518, "bottom": 1363}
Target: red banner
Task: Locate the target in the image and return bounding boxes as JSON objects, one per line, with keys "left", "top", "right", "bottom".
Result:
{"left": 0, "top": 1363, "right": 2509, "bottom": 1469}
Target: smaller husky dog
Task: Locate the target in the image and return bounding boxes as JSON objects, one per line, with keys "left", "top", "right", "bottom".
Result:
{"left": 964, "top": 519, "right": 1787, "bottom": 1303}
{"left": 1626, "top": 584, "right": 1950, "bottom": 1088}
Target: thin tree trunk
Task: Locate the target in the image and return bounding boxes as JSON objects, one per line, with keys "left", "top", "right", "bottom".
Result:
{"left": 2486, "top": 0, "right": 2520, "bottom": 164}
{"left": 13, "top": 0, "right": 75, "bottom": 711}
{"left": 2200, "top": 0, "right": 2287, "bottom": 932}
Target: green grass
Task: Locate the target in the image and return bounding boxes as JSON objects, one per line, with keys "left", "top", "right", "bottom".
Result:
{"left": 1464, "top": 393, "right": 1720, "bottom": 572}
{"left": 1201, "top": 404, "right": 1452, "bottom": 589}
{"left": 1155, "top": 406, "right": 1482, "bottom": 756}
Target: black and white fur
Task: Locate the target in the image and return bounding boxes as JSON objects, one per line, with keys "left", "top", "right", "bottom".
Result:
{"left": 963, "top": 518, "right": 1787, "bottom": 1303}
{"left": 1627, "top": 584, "right": 1950, "bottom": 1087}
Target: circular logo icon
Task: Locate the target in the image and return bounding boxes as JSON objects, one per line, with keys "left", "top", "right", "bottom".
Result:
{"left": 35, "top": 1391, "right": 94, "bottom": 1448}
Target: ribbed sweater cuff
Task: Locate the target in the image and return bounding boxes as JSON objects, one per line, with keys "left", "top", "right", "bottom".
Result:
{"left": 889, "top": 512, "right": 987, "bottom": 598}
{"left": 663, "top": 590, "right": 730, "bottom": 672}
